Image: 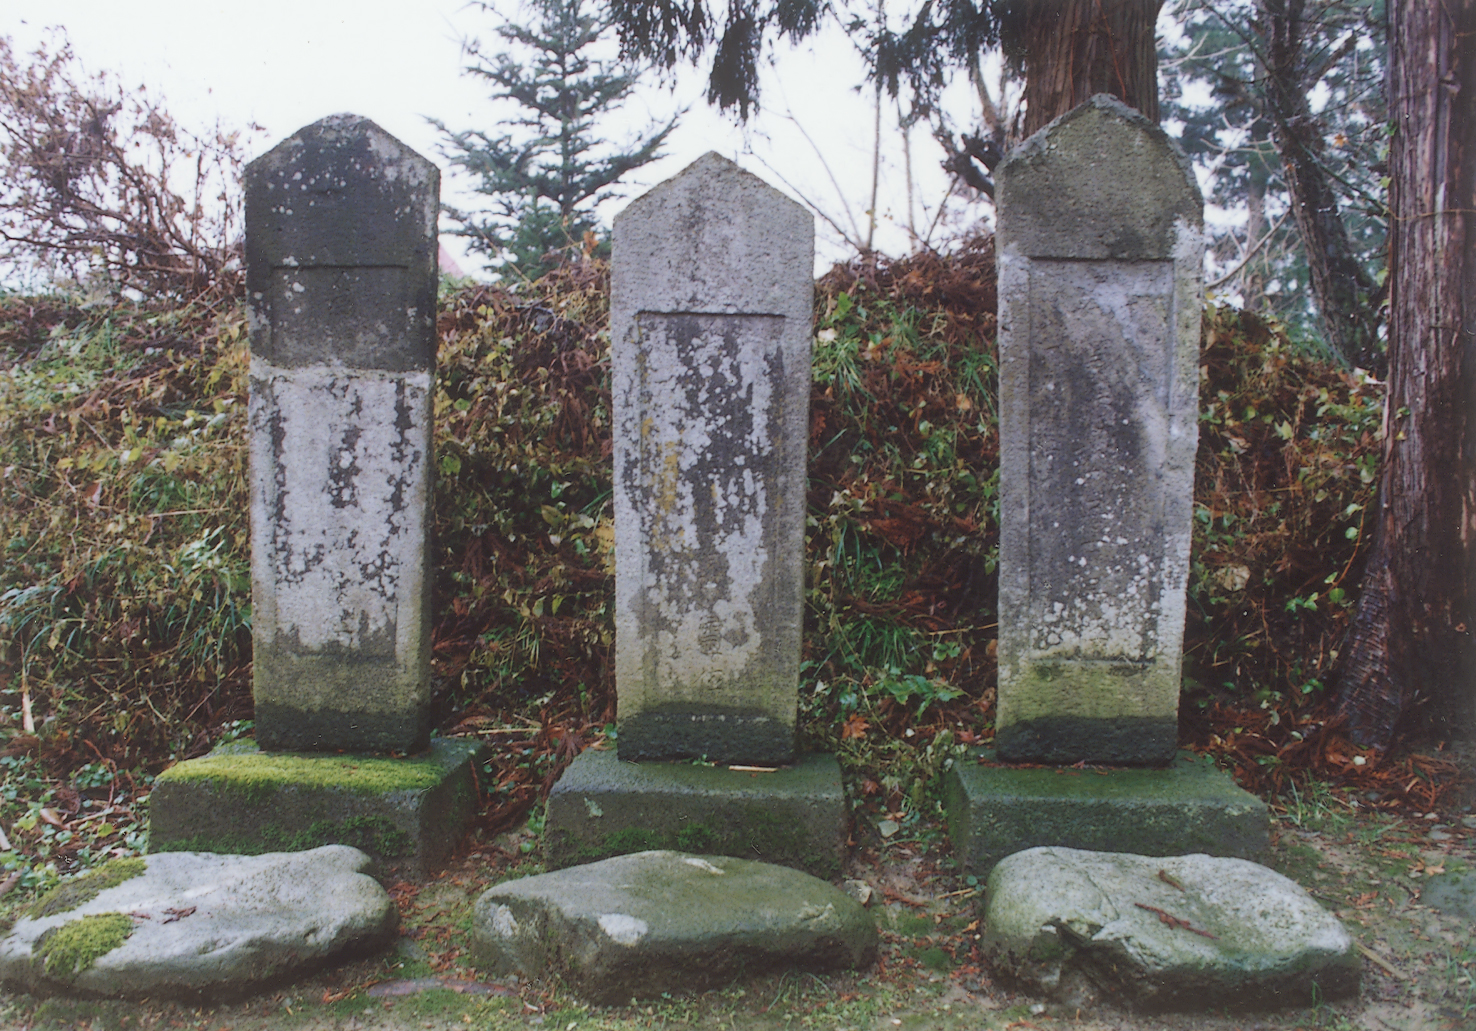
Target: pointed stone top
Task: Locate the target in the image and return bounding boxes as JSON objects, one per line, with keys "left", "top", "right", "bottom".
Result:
{"left": 245, "top": 114, "right": 439, "bottom": 272}
{"left": 997, "top": 94, "right": 1202, "bottom": 261}
{"left": 243, "top": 114, "right": 440, "bottom": 371}
{"left": 253, "top": 113, "right": 435, "bottom": 176}
{"left": 621, "top": 151, "right": 808, "bottom": 223}
{"left": 250, "top": 114, "right": 437, "bottom": 191}
{"left": 612, "top": 151, "right": 813, "bottom": 320}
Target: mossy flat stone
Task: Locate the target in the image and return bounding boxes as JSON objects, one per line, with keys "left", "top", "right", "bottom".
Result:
{"left": 472, "top": 850, "right": 875, "bottom": 1003}
{"left": 544, "top": 749, "right": 845, "bottom": 879}
{"left": 983, "top": 846, "right": 1358, "bottom": 1011}
{"left": 943, "top": 749, "right": 1267, "bottom": 877}
{"left": 147, "top": 737, "right": 485, "bottom": 878}
{"left": 0, "top": 846, "right": 395, "bottom": 1001}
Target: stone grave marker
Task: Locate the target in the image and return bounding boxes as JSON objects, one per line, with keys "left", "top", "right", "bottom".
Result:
{"left": 148, "top": 116, "right": 482, "bottom": 878}
{"left": 944, "top": 96, "right": 1267, "bottom": 876}
{"left": 245, "top": 113, "right": 438, "bottom": 754}
{"left": 610, "top": 151, "right": 813, "bottom": 766}
{"left": 994, "top": 94, "right": 1205, "bottom": 766}
{"left": 544, "top": 153, "right": 845, "bottom": 875}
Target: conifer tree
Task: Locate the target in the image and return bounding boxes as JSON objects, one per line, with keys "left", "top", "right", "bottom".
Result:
{"left": 434, "top": 0, "right": 678, "bottom": 281}
{"left": 1161, "top": 0, "right": 1388, "bottom": 370}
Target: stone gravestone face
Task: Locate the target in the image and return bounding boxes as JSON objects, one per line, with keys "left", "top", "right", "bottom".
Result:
{"left": 611, "top": 152, "right": 814, "bottom": 765}
{"left": 994, "top": 95, "right": 1204, "bottom": 765}
{"left": 245, "top": 114, "right": 439, "bottom": 754}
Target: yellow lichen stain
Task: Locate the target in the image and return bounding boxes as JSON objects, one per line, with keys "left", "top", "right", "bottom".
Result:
{"left": 655, "top": 444, "right": 681, "bottom": 522}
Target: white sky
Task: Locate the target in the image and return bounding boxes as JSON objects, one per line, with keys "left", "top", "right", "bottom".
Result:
{"left": 8, "top": 0, "right": 994, "bottom": 276}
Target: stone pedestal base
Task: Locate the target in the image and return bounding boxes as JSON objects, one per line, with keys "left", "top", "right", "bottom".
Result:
{"left": 942, "top": 749, "right": 1267, "bottom": 877}
{"left": 545, "top": 750, "right": 846, "bottom": 879}
{"left": 148, "top": 738, "right": 485, "bottom": 879}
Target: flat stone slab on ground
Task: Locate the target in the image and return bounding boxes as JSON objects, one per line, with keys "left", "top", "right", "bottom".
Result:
{"left": 471, "top": 850, "right": 875, "bottom": 1004}
{"left": 1420, "top": 867, "right": 1476, "bottom": 920}
{"left": 944, "top": 749, "right": 1267, "bottom": 876}
{"left": 544, "top": 749, "right": 846, "bottom": 878}
{"left": 983, "top": 846, "right": 1358, "bottom": 1011}
{"left": 0, "top": 846, "right": 395, "bottom": 1001}
{"left": 147, "top": 737, "right": 485, "bottom": 879}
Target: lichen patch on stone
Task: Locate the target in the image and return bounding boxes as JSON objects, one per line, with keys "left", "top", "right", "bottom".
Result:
{"left": 488, "top": 904, "right": 519, "bottom": 938}
{"left": 597, "top": 913, "right": 649, "bottom": 945}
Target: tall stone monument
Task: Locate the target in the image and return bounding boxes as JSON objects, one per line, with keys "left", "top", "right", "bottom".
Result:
{"left": 992, "top": 94, "right": 1203, "bottom": 766}
{"left": 944, "top": 97, "right": 1267, "bottom": 874}
{"left": 245, "top": 113, "right": 437, "bottom": 754}
{"left": 149, "top": 116, "right": 482, "bottom": 877}
{"left": 544, "top": 154, "right": 845, "bottom": 876}
{"left": 610, "top": 151, "right": 812, "bottom": 766}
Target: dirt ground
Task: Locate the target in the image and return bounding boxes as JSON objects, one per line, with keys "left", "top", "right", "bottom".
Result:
{"left": 2, "top": 794, "right": 1473, "bottom": 1031}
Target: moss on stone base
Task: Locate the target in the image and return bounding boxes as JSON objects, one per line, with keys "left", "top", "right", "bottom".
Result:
{"left": 545, "top": 750, "right": 847, "bottom": 880}
{"left": 29, "top": 858, "right": 146, "bottom": 920}
{"left": 148, "top": 738, "right": 486, "bottom": 877}
{"left": 153, "top": 814, "right": 413, "bottom": 859}
{"left": 153, "top": 751, "right": 445, "bottom": 803}
{"left": 35, "top": 912, "right": 135, "bottom": 976}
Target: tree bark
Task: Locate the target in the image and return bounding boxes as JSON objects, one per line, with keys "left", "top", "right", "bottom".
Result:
{"left": 1020, "top": 0, "right": 1163, "bottom": 135}
{"left": 1241, "top": 172, "right": 1267, "bottom": 310}
{"left": 1257, "top": 0, "right": 1383, "bottom": 370}
{"left": 1334, "top": 0, "right": 1476, "bottom": 748}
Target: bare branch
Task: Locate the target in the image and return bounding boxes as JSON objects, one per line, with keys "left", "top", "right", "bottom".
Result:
{"left": 0, "top": 30, "right": 253, "bottom": 301}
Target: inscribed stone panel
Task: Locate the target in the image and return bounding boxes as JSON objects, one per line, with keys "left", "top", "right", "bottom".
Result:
{"left": 1025, "top": 259, "right": 1174, "bottom": 663}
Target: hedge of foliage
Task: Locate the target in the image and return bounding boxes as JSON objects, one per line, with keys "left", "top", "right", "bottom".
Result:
{"left": 0, "top": 240, "right": 1389, "bottom": 864}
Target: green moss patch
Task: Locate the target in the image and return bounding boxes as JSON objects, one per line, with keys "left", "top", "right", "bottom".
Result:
{"left": 34, "top": 913, "right": 135, "bottom": 976}
{"left": 917, "top": 945, "right": 955, "bottom": 972}
{"left": 154, "top": 751, "right": 446, "bottom": 803}
{"left": 29, "top": 858, "right": 146, "bottom": 920}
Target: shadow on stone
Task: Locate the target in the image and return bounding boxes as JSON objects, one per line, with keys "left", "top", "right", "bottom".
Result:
{"left": 546, "top": 749, "right": 845, "bottom": 879}
{"left": 943, "top": 749, "right": 1268, "bottom": 877}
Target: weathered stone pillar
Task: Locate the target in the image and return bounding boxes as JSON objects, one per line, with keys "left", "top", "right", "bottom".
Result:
{"left": 944, "top": 99, "right": 1264, "bottom": 877}
{"left": 151, "top": 116, "right": 483, "bottom": 878}
{"left": 610, "top": 152, "right": 813, "bottom": 765}
{"left": 245, "top": 114, "right": 438, "bottom": 754}
{"left": 994, "top": 95, "right": 1205, "bottom": 765}
{"left": 544, "top": 154, "right": 843, "bottom": 877}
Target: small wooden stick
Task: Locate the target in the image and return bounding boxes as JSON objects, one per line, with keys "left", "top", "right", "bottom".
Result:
{"left": 1134, "top": 902, "right": 1218, "bottom": 939}
{"left": 1355, "top": 942, "right": 1407, "bottom": 981}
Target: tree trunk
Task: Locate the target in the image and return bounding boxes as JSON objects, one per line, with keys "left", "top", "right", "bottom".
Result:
{"left": 1020, "top": 0, "right": 1163, "bottom": 135}
{"left": 1334, "top": 0, "right": 1476, "bottom": 748}
{"left": 1258, "top": 0, "right": 1383, "bottom": 370}
{"left": 1242, "top": 172, "right": 1267, "bottom": 310}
